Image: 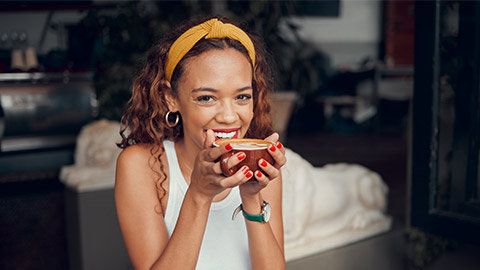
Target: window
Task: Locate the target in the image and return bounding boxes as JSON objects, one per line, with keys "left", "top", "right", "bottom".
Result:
{"left": 411, "top": 0, "right": 480, "bottom": 243}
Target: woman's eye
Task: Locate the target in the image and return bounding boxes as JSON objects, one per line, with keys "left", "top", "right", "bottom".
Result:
{"left": 236, "top": 94, "right": 252, "bottom": 101}
{"left": 196, "top": 96, "right": 214, "bottom": 103}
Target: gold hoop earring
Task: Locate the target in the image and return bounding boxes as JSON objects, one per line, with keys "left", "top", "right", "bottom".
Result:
{"left": 165, "top": 111, "right": 180, "bottom": 127}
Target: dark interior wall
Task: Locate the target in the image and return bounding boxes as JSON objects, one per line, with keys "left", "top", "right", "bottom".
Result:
{"left": 0, "top": 179, "right": 68, "bottom": 269}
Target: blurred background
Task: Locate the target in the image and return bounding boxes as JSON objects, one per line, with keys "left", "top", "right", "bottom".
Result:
{"left": 0, "top": 1, "right": 479, "bottom": 269}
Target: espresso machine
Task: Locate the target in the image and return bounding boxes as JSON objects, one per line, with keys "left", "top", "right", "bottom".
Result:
{"left": 0, "top": 72, "right": 97, "bottom": 182}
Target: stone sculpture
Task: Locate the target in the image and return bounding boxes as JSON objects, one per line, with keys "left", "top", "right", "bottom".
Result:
{"left": 60, "top": 119, "right": 122, "bottom": 192}
{"left": 282, "top": 149, "right": 391, "bottom": 261}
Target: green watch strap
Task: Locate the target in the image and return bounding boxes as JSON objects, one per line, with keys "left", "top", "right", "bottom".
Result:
{"left": 232, "top": 201, "right": 269, "bottom": 223}
{"left": 241, "top": 205, "right": 265, "bottom": 222}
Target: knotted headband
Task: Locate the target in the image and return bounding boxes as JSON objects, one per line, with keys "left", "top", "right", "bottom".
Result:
{"left": 164, "top": 18, "right": 256, "bottom": 82}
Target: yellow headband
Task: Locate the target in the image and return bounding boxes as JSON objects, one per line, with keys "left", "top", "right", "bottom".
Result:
{"left": 164, "top": 18, "right": 256, "bottom": 82}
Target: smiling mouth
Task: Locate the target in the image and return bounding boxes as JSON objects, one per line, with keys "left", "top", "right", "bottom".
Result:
{"left": 212, "top": 129, "right": 239, "bottom": 141}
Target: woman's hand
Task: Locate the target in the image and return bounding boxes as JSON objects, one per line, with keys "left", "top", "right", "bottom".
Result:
{"left": 239, "top": 133, "right": 287, "bottom": 198}
{"left": 188, "top": 130, "right": 254, "bottom": 202}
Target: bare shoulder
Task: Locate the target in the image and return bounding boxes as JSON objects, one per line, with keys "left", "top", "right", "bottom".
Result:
{"left": 117, "top": 143, "right": 164, "bottom": 174}
{"left": 115, "top": 143, "right": 164, "bottom": 189}
{"left": 115, "top": 143, "right": 169, "bottom": 213}
{"left": 117, "top": 143, "right": 154, "bottom": 165}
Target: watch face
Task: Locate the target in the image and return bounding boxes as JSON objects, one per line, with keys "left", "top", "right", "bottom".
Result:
{"left": 263, "top": 202, "right": 271, "bottom": 222}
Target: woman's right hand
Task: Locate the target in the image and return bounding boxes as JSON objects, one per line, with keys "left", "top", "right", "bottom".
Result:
{"left": 187, "top": 129, "right": 253, "bottom": 202}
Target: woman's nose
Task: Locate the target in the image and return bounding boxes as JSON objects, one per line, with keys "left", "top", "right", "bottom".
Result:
{"left": 216, "top": 102, "right": 238, "bottom": 123}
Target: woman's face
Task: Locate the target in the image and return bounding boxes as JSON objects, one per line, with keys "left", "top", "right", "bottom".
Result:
{"left": 168, "top": 48, "right": 254, "bottom": 150}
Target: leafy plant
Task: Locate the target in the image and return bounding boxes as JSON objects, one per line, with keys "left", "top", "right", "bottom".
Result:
{"left": 78, "top": 1, "right": 209, "bottom": 120}
{"left": 406, "top": 227, "right": 459, "bottom": 268}
{"left": 225, "top": 0, "right": 330, "bottom": 97}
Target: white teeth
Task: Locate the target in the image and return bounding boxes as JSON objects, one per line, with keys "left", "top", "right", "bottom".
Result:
{"left": 214, "top": 131, "right": 236, "bottom": 139}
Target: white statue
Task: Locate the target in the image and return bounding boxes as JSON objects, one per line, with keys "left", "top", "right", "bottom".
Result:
{"left": 60, "top": 119, "right": 122, "bottom": 192}
{"left": 282, "top": 149, "right": 392, "bottom": 261}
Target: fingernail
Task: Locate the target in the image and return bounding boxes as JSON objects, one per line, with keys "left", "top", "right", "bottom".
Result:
{"left": 242, "top": 166, "right": 249, "bottom": 174}
{"left": 237, "top": 152, "right": 246, "bottom": 160}
{"left": 260, "top": 160, "right": 268, "bottom": 167}
{"left": 277, "top": 142, "right": 283, "bottom": 149}
{"left": 225, "top": 144, "right": 233, "bottom": 150}
{"left": 246, "top": 171, "right": 253, "bottom": 178}
{"left": 256, "top": 171, "right": 262, "bottom": 178}
{"left": 269, "top": 145, "right": 276, "bottom": 152}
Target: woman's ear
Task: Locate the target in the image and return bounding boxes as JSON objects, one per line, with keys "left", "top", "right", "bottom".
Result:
{"left": 163, "top": 80, "right": 179, "bottom": 112}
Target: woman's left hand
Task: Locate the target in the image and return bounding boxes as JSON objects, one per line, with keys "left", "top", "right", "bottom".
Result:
{"left": 239, "top": 132, "right": 286, "bottom": 197}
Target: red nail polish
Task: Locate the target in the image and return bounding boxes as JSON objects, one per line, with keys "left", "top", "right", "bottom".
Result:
{"left": 246, "top": 171, "right": 253, "bottom": 178}
{"left": 261, "top": 160, "right": 267, "bottom": 167}
{"left": 269, "top": 145, "right": 276, "bottom": 152}
{"left": 242, "top": 166, "right": 249, "bottom": 174}
{"left": 277, "top": 142, "right": 283, "bottom": 149}
{"left": 237, "top": 152, "right": 246, "bottom": 160}
{"left": 256, "top": 171, "right": 262, "bottom": 178}
{"left": 225, "top": 144, "right": 233, "bottom": 150}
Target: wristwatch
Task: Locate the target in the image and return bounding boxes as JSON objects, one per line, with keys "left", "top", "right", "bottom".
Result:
{"left": 232, "top": 201, "right": 271, "bottom": 223}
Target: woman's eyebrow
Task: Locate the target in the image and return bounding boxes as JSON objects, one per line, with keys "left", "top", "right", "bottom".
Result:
{"left": 237, "top": 86, "right": 252, "bottom": 92}
{"left": 191, "top": 86, "right": 252, "bottom": 93}
{"left": 191, "top": 87, "right": 217, "bottom": 93}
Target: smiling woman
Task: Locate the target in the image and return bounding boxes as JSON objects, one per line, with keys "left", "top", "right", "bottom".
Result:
{"left": 165, "top": 48, "right": 254, "bottom": 148}
{"left": 114, "top": 16, "right": 286, "bottom": 270}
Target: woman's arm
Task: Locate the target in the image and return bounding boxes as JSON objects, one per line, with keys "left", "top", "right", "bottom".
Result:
{"left": 240, "top": 138, "right": 287, "bottom": 270}
{"left": 243, "top": 174, "right": 285, "bottom": 270}
{"left": 115, "top": 144, "right": 211, "bottom": 270}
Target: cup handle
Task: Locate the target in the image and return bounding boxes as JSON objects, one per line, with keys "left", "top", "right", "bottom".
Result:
{"left": 220, "top": 152, "right": 235, "bottom": 176}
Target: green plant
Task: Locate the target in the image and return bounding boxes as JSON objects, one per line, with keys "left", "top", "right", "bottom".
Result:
{"left": 78, "top": 1, "right": 210, "bottom": 120}
{"left": 406, "top": 227, "right": 459, "bottom": 269}
{"left": 225, "top": 1, "right": 329, "bottom": 97}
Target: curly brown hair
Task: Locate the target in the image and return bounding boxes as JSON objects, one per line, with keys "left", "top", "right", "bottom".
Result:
{"left": 118, "top": 15, "right": 274, "bottom": 202}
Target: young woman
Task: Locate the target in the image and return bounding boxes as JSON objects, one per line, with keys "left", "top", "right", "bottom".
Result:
{"left": 115, "top": 16, "right": 286, "bottom": 270}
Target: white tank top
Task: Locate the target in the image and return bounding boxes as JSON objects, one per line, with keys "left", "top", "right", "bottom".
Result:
{"left": 163, "top": 140, "right": 251, "bottom": 270}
